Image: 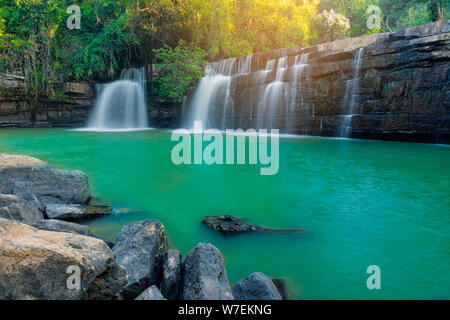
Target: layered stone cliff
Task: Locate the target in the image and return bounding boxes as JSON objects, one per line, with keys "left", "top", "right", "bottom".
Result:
{"left": 183, "top": 20, "right": 450, "bottom": 143}
{"left": 0, "top": 73, "right": 95, "bottom": 128}
{"left": 0, "top": 20, "right": 449, "bottom": 143}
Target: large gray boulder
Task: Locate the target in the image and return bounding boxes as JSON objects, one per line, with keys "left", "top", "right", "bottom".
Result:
{"left": 27, "top": 218, "right": 114, "bottom": 248}
{"left": 45, "top": 203, "right": 111, "bottom": 221}
{"left": 232, "top": 272, "right": 282, "bottom": 300}
{"left": 161, "top": 250, "right": 182, "bottom": 300}
{"left": 0, "top": 218, "right": 125, "bottom": 300}
{"left": 83, "top": 263, "right": 128, "bottom": 300}
{"left": 0, "top": 154, "right": 90, "bottom": 205}
{"left": 45, "top": 197, "right": 112, "bottom": 221}
{"left": 180, "top": 243, "right": 234, "bottom": 300}
{"left": 12, "top": 181, "right": 44, "bottom": 212}
{"left": 113, "top": 220, "right": 168, "bottom": 299}
{"left": 135, "top": 285, "right": 167, "bottom": 300}
{"left": 0, "top": 194, "right": 44, "bottom": 223}
{"left": 30, "top": 219, "right": 91, "bottom": 236}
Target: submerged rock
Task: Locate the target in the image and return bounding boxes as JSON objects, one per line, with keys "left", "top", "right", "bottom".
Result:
{"left": 113, "top": 219, "right": 168, "bottom": 299}
{"left": 161, "top": 250, "right": 182, "bottom": 300}
{"left": 232, "top": 272, "right": 282, "bottom": 300}
{"left": 0, "top": 218, "right": 124, "bottom": 300}
{"left": 135, "top": 285, "right": 167, "bottom": 300}
{"left": 0, "top": 194, "right": 44, "bottom": 223}
{"left": 0, "top": 154, "right": 90, "bottom": 205}
{"left": 202, "top": 215, "right": 307, "bottom": 235}
{"left": 180, "top": 243, "right": 234, "bottom": 300}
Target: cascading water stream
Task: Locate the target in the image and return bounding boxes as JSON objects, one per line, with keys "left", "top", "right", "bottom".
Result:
{"left": 256, "top": 57, "right": 289, "bottom": 130}
{"left": 339, "top": 48, "right": 364, "bottom": 138}
{"left": 286, "top": 53, "right": 310, "bottom": 133}
{"left": 184, "top": 59, "right": 236, "bottom": 130}
{"left": 184, "top": 51, "right": 312, "bottom": 133}
{"left": 86, "top": 67, "right": 148, "bottom": 131}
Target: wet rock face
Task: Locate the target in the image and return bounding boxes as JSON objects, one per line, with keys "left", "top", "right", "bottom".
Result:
{"left": 135, "top": 285, "right": 167, "bottom": 300}
{"left": 113, "top": 219, "right": 168, "bottom": 299}
{"left": 0, "top": 154, "right": 90, "bottom": 205}
{"left": 180, "top": 243, "right": 234, "bottom": 300}
{"left": 0, "top": 218, "right": 124, "bottom": 300}
{"left": 232, "top": 272, "right": 282, "bottom": 300}
{"left": 161, "top": 250, "right": 182, "bottom": 300}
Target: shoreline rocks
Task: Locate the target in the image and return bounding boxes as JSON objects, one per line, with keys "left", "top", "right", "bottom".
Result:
{"left": 232, "top": 272, "right": 282, "bottom": 300}
{"left": 180, "top": 243, "right": 234, "bottom": 300}
{"left": 161, "top": 250, "right": 182, "bottom": 300}
{"left": 0, "top": 218, "right": 124, "bottom": 300}
{"left": 203, "top": 215, "right": 307, "bottom": 235}
{"left": 113, "top": 219, "right": 168, "bottom": 299}
{"left": 0, "top": 194, "right": 44, "bottom": 223}
{"left": 0, "top": 154, "right": 90, "bottom": 205}
{"left": 0, "top": 153, "right": 292, "bottom": 301}
{"left": 135, "top": 285, "right": 167, "bottom": 300}
{"left": 45, "top": 198, "right": 112, "bottom": 221}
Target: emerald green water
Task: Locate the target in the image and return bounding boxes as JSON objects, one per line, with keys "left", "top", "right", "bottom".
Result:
{"left": 0, "top": 128, "right": 449, "bottom": 299}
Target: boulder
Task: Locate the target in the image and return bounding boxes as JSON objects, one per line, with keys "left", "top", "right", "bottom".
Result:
{"left": 0, "top": 218, "right": 124, "bottom": 300}
{"left": 161, "top": 250, "right": 182, "bottom": 300}
{"left": 28, "top": 219, "right": 114, "bottom": 248}
{"left": 0, "top": 195, "right": 44, "bottom": 224}
{"left": 45, "top": 204, "right": 86, "bottom": 220}
{"left": 45, "top": 199, "right": 112, "bottom": 221}
{"left": 12, "top": 181, "right": 44, "bottom": 212}
{"left": 135, "top": 285, "right": 167, "bottom": 300}
{"left": 0, "top": 154, "right": 90, "bottom": 205}
{"left": 180, "top": 243, "right": 234, "bottom": 300}
{"left": 30, "top": 219, "right": 91, "bottom": 236}
{"left": 202, "top": 215, "right": 307, "bottom": 235}
{"left": 113, "top": 220, "right": 168, "bottom": 299}
{"left": 271, "top": 278, "right": 289, "bottom": 300}
{"left": 83, "top": 263, "right": 128, "bottom": 300}
{"left": 232, "top": 272, "right": 282, "bottom": 300}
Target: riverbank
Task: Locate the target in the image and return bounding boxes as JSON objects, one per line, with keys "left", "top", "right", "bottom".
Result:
{"left": 0, "top": 153, "right": 284, "bottom": 300}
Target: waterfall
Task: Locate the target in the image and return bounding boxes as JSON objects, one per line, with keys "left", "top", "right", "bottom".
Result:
{"left": 339, "top": 48, "right": 364, "bottom": 138}
{"left": 87, "top": 67, "right": 148, "bottom": 131}
{"left": 184, "top": 59, "right": 236, "bottom": 130}
{"left": 256, "top": 57, "right": 288, "bottom": 129}
{"left": 238, "top": 55, "right": 252, "bottom": 75}
{"left": 287, "top": 53, "right": 310, "bottom": 132}
{"left": 183, "top": 51, "right": 313, "bottom": 133}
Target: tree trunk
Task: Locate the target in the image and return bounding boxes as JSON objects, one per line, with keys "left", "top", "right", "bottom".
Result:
{"left": 431, "top": 0, "right": 443, "bottom": 22}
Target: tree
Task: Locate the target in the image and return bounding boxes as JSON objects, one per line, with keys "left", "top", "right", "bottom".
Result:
{"left": 152, "top": 40, "right": 207, "bottom": 102}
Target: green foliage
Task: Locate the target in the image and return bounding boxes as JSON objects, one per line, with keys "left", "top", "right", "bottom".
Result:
{"left": 0, "top": 0, "right": 447, "bottom": 104}
{"left": 153, "top": 40, "right": 207, "bottom": 103}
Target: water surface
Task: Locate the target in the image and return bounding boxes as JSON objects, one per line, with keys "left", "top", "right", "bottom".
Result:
{"left": 0, "top": 128, "right": 448, "bottom": 299}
